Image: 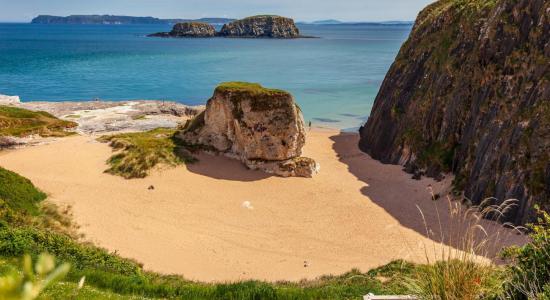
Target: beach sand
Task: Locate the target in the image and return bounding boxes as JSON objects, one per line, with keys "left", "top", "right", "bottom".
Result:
{"left": 0, "top": 129, "right": 525, "bottom": 282}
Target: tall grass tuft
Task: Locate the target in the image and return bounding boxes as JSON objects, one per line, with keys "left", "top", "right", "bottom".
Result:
{"left": 405, "top": 191, "right": 524, "bottom": 300}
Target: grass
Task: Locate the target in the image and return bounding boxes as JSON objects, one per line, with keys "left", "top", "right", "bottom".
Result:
{"left": 0, "top": 106, "right": 77, "bottom": 137}
{"left": 403, "top": 194, "right": 524, "bottom": 300}
{"left": 98, "top": 128, "right": 196, "bottom": 179}
{"left": 0, "top": 167, "right": 47, "bottom": 216}
{"left": 215, "top": 82, "right": 289, "bottom": 97}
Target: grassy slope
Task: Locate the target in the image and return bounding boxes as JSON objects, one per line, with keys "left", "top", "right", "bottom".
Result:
{"left": 0, "top": 106, "right": 77, "bottom": 137}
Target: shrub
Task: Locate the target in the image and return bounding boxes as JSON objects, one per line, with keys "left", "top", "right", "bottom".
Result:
{"left": 501, "top": 207, "right": 550, "bottom": 299}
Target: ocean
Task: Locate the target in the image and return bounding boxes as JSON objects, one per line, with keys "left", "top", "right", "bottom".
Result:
{"left": 0, "top": 23, "right": 411, "bottom": 129}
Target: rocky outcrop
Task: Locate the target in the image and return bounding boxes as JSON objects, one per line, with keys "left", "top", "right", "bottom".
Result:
{"left": 178, "top": 82, "right": 319, "bottom": 177}
{"left": 359, "top": 0, "right": 549, "bottom": 224}
{"left": 148, "top": 22, "right": 216, "bottom": 38}
{"left": 0, "top": 94, "right": 20, "bottom": 105}
{"left": 218, "top": 15, "right": 301, "bottom": 38}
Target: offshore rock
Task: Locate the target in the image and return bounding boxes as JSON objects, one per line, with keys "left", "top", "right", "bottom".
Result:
{"left": 359, "top": 0, "right": 549, "bottom": 224}
{"left": 178, "top": 82, "right": 318, "bottom": 177}
{"left": 218, "top": 15, "right": 301, "bottom": 38}
{"left": 148, "top": 22, "right": 216, "bottom": 38}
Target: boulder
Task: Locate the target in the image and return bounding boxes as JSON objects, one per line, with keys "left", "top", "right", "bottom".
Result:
{"left": 218, "top": 15, "right": 301, "bottom": 38}
{"left": 178, "top": 82, "right": 319, "bottom": 177}
{"left": 148, "top": 22, "right": 216, "bottom": 38}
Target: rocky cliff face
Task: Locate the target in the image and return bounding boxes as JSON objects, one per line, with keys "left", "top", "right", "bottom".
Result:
{"left": 148, "top": 22, "right": 216, "bottom": 38}
{"left": 359, "top": 0, "right": 549, "bottom": 224}
{"left": 219, "top": 15, "right": 301, "bottom": 38}
{"left": 178, "top": 82, "right": 319, "bottom": 177}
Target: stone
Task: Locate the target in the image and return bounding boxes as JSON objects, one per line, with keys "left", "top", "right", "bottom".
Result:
{"left": 178, "top": 82, "right": 318, "bottom": 177}
{"left": 218, "top": 15, "right": 301, "bottom": 38}
{"left": 0, "top": 94, "right": 21, "bottom": 105}
{"left": 148, "top": 22, "right": 216, "bottom": 38}
{"left": 358, "top": 0, "right": 549, "bottom": 224}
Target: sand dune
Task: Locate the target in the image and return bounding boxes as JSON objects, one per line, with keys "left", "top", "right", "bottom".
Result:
{"left": 0, "top": 129, "right": 524, "bottom": 282}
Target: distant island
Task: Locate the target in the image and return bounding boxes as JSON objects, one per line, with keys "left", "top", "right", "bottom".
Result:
{"left": 30, "top": 15, "right": 413, "bottom": 26}
{"left": 149, "top": 15, "right": 309, "bottom": 39}
{"left": 31, "top": 15, "right": 235, "bottom": 25}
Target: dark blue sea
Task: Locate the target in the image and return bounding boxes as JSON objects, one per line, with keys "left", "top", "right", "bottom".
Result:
{"left": 0, "top": 23, "right": 411, "bottom": 129}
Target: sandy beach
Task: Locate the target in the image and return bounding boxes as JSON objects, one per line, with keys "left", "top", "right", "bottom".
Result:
{"left": 0, "top": 128, "right": 525, "bottom": 282}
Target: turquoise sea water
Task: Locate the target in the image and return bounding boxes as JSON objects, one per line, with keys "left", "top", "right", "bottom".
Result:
{"left": 0, "top": 23, "right": 411, "bottom": 129}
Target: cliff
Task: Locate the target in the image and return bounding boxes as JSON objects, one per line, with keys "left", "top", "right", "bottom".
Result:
{"left": 178, "top": 82, "right": 319, "bottom": 177}
{"left": 359, "top": 0, "right": 549, "bottom": 224}
{"left": 219, "top": 15, "right": 301, "bottom": 38}
{"left": 148, "top": 22, "right": 216, "bottom": 38}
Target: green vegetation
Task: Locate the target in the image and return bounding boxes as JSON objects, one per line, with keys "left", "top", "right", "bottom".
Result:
{"left": 98, "top": 128, "right": 196, "bottom": 179}
{"left": 406, "top": 260, "right": 503, "bottom": 300}
{"left": 0, "top": 254, "right": 70, "bottom": 300}
{"left": 0, "top": 167, "right": 46, "bottom": 216}
{"left": 181, "top": 111, "right": 205, "bottom": 133}
{"left": 215, "top": 82, "right": 289, "bottom": 97}
{"left": 0, "top": 106, "right": 77, "bottom": 137}
{"left": 131, "top": 114, "right": 147, "bottom": 121}
{"left": 502, "top": 208, "right": 550, "bottom": 299}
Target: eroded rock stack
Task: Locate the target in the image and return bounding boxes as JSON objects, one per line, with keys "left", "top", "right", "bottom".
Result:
{"left": 178, "top": 82, "right": 319, "bottom": 177}
{"left": 148, "top": 15, "right": 303, "bottom": 39}
{"left": 359, "top": 0, "right": 549, "bottom": 224}
{"left": 218, "top": 15, "right": 301, "bottom": 38}
{"left": 148, "top": 22, "right": 216, "bottom": 37}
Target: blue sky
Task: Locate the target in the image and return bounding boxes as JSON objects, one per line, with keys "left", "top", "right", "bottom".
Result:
{"left": 0, "top": 0, "right": 435, "bottom": 22}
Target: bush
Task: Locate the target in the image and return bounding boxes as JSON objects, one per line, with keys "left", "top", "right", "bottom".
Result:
{"left": 502, "top": 207, "right": 550, "bottom": 299}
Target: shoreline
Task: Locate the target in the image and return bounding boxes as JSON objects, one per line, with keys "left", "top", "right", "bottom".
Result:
{"left": 0, "top": 123, "right": 526, "bottom": 282}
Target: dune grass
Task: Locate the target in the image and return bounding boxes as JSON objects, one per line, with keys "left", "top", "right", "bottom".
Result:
{"left": 98, "top": 128, "right": 196, "bottom": 179}
{"left": 0, "top": 106, "right": 77, "bottom": 137}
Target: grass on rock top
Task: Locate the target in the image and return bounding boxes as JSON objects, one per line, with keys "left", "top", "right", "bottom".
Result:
{"left": 98, "top": 128, "right": 196, "bottom": 179}
{"left": 0, "top": 105, "right": 77, "bottom": 138}
{"left": 215, "top": 82, "right": 289, "bottom": 97}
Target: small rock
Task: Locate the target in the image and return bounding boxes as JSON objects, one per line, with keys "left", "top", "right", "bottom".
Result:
{"left": 242, "top": 201, "right": 254, "bottom": 210}
{"left": 148, "top": 185, "right": 155, "bottom": 190}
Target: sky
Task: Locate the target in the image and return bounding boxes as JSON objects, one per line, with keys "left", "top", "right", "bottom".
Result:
{"left": 0, "top": 0, "right": 435, "bottom": 23}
